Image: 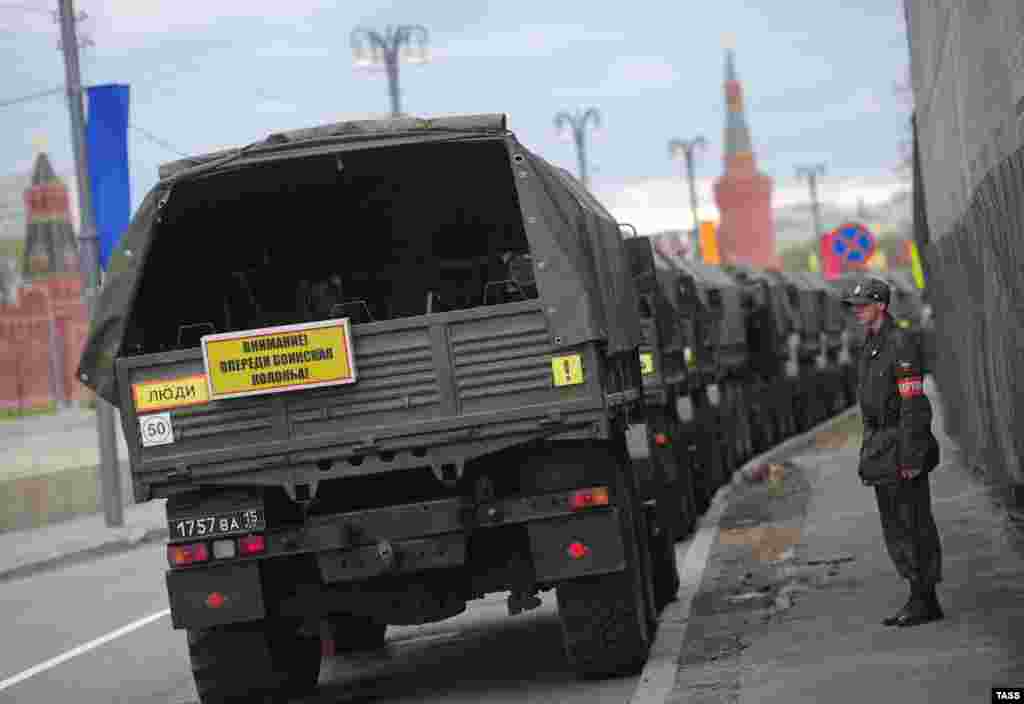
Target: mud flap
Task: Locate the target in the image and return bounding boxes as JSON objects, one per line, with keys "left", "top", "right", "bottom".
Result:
{"left": 527, "top": 510, "right": 627, "bottom": 583}
{"left": 167, "top": 562, "right": 265, "bottom": 630}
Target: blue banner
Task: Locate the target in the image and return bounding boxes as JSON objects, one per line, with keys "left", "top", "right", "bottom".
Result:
{"left": 85, "top": 84, "right": 130, "bottom": 271}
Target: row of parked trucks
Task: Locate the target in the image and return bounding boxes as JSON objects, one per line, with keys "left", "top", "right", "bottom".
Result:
{"left": 76, "top": 114, "right": 930, "bottom": 702}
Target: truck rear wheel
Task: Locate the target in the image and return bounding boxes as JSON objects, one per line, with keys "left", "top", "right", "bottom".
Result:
{"left": 648, "top": 506, "right": 680, "bottom": 611}
{"left": 188, "top": 618, "right": 321, "bottom": 703}
{"left": 556, "top": 438, "right": 653, "bottom": 679}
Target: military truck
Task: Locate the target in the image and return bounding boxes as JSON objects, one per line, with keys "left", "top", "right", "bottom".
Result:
{"left": 642, "top": 247, "right": 724, "bottom": 516}
{"left": 680, "top": 260, "right": 755, "bottom": 474}
{"left": 655, "top": 258, "right": 750, "bottom": 502}
{"left": 772, "top": 271, "right": 832, "bottom": 431}
{"left": 622, "top": 234, "right": 700, "bottom": 550}
{"left": 76, "top": 114, "right": 679, "bottom": 701}
{"left": 723, "top": 264, "right": 799, "bottom": 455}
{"left": 796, "top": 271, "right": 850, "bottom": 417}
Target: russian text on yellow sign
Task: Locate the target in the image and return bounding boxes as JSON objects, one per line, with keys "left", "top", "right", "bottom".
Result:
{"left": 204, "top": 322, "right": 353, "bottom": 398}
{"left": 699, "top": 221, "right": 721, "bottom": 265}
{"left": 133, "top": 375, "right": 210, "bottom": 413}
{"left": 551, "top": 354, "right": 584, "bottom": 387}
{"left": 639, "top": 352, "right": 655, "bottom": 375}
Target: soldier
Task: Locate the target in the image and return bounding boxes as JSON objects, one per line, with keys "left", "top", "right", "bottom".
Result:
{"left": 842, "top": 277, "right": 943, "bottom": 627}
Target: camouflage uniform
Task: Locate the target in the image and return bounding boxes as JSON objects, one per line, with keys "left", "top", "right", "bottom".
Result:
{"left": 845, "top": 278, "right": 943, "bottom": 625}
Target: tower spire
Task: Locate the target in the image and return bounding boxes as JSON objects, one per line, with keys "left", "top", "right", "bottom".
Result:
{"left": 712, "top": 40, "right": 780, "bottom": 270}
{"left": 723, "top": 47, "right": 754, "bottom": 168}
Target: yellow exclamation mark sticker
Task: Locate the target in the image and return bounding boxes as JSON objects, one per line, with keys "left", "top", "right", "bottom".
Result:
{"left": 551, "top": 354, "right": 584, "bottom": 387}
{"left": 639, "top": 353, "right": 655, "bottom": 375}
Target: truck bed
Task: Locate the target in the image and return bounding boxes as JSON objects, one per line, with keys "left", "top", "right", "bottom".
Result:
{"left": 117, "top": 301, "right": 621, "bottom": 500}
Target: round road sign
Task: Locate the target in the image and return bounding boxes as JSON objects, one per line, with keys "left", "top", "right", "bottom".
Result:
{"left": 830, "top": 222, "right": 876, "bottom": 263}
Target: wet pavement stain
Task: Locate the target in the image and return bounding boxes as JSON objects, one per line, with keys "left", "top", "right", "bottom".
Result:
{"left": 672, "top": 461, "right": 817, "bottom": 702}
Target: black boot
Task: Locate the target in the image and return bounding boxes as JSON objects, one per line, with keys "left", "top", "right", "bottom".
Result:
{"left": 895, "top": 583, "right": 943, "bottom": 627}
{"left": 882, "top": 583, "right": 915, "bottom": 626}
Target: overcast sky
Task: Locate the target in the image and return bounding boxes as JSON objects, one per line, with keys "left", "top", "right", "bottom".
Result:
{"left": 2, "top": 0, "right": 913, "bottom": 243}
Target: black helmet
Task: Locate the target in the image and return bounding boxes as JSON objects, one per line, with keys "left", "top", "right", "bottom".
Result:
{"left": 841, "top": 277, "right": 890, "bottom": 306}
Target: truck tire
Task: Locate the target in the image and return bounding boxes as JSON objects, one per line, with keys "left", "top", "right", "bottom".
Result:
{"left": 648, "top": 506, "right": 680, "bottom": 611}
{"left": 188, "top": 618, "right": 321, "bottom": 703}
{"left": 669, "top": 415, "right": 699, "bottom": 538}
{"left": 556, "top": 437, "right": 653, "bottom": 680}
{"left": 326, "top": 613, "right": 387, "bottom": 653}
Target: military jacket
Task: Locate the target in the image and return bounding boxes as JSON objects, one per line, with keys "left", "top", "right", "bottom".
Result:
{"left": 856, "top": 314, "right": 940, "bottom": 484}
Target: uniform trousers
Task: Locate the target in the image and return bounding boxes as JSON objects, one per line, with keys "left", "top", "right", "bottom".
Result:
{"left": 873, "top": 472, "right": 943, "bottom": 587}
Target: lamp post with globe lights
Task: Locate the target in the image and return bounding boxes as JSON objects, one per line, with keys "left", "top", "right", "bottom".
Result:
{"left": 668, "top": 136, "right": 708, "bottom": 261}
{"left": 554, "top": 108, "right": 602, "bottom": 190}
{"left": 350, "top": 25, "right": 430, "bottom": 117}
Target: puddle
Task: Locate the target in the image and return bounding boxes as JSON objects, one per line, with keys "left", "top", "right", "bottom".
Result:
{"left": 719, "top": 525, "right": 804, "bottom": 563}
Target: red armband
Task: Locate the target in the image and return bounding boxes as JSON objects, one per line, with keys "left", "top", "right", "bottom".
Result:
{"left": 897, "top": 375, "right": 923, "bottom": 398}
{"left": 896, "top": 360, "right": 923, "bottom": 398}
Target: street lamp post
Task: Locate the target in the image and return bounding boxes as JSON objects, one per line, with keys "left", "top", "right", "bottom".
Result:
{"left": 554, "top": 108, "right": 601, "bottom": 190}
{"left": 351, "top": 25, "right": 430, "bottom": 118}
{"left": 795, "top": 163, "right": 827, "bottom": 241}
{"left": 668, "top": 136, "right": 707, "bottom": 261}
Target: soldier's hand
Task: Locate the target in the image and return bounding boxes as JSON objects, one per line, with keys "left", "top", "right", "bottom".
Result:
{"left": 898, "top": 466, "right": 922, "bottom": 480}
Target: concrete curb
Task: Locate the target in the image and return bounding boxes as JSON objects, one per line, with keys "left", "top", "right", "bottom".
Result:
{"left": 0, "top": 525, "right": 169, "bottom": 584}
{"left": 733, "top": 405, "right": 862, "bottom": 486}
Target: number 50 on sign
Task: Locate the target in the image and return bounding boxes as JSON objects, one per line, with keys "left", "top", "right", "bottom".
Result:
{"left": 140, "top": 412, "right": 175, "bottom": 448}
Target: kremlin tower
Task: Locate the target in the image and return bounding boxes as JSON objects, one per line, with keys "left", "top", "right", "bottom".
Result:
{"left": 712, "top": 45, "right": 781, "bottom": 270}
{"left": 0, "top": 144, "right": 90, "bottom": 410}
{"left": 22, "top": 152, "right": 81, "bottom": 279}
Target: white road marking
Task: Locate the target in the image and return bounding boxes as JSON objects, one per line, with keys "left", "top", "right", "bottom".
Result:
{"left": 0, "top": 609, "right": 171, "bottom": 692}
{"left": 629, "top": 485, "right": 730, "bottom": 704}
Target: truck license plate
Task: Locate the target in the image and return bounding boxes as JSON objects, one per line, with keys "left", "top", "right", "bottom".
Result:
{"left": 170, "top": 509, "right": 265, "bottom": 541}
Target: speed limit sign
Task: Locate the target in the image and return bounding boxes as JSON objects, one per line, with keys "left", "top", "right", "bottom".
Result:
{"left": 140, "top": 412, "right": 175, "bottom": 448}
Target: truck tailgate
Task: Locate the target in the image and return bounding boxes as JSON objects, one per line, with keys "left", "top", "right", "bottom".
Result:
{"left": 117, "top": 301, "right": 608, "bottom": 494}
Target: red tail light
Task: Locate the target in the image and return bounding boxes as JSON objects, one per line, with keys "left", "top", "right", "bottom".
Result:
{"left": 168, "top": 542, "right": 210, "bottom": 567}
{"left": 570, "top": 487, "right": 610, "bottom": 510}
{"left": 654, "top": 433, "right": 669, "bottom": 446}
{"left": 238, "top": 534, "right": 266, "bottom": 556}
{"left": 568, "top": 541, "right": 590, "bottom": 559}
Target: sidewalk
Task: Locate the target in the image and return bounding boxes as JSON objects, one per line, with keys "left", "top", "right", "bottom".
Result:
{"left": 0, "top": 496, "right": 167, "bottom": 583}
{"left": 665, "top": 378, "right": 1024, "bottom": 704}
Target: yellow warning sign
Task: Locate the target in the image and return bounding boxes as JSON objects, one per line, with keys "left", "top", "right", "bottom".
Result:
{"left": 639, "top": 352, "right": 655, "bottom": 375}
{"left": 133, "top": 374, "right": 210, "bottom": 413}
{"left": 202, "top": 319, "right": 356, "bottom": 401}
{"left": 551, "top": 354, "right": 584, "bottom": 387}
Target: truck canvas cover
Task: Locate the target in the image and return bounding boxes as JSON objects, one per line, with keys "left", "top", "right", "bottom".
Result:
{"left": 77, "top": 114, "right": 641, "bottom": 409}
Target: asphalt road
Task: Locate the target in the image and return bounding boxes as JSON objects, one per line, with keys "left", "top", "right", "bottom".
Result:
{"left": 0, "top": 530, "right": 694, "bottom": 704}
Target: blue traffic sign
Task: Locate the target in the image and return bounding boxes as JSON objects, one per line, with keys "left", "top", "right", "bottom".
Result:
{"left": 830, "top": 222, "right": 875, "bottom": 263}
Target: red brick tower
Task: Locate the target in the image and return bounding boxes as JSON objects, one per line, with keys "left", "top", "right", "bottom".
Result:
{"left": 0, "top": 150, "right": 89, "bottom": 409}
{"left": 712, "top": 47, "right": 781, "bottom": 270}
